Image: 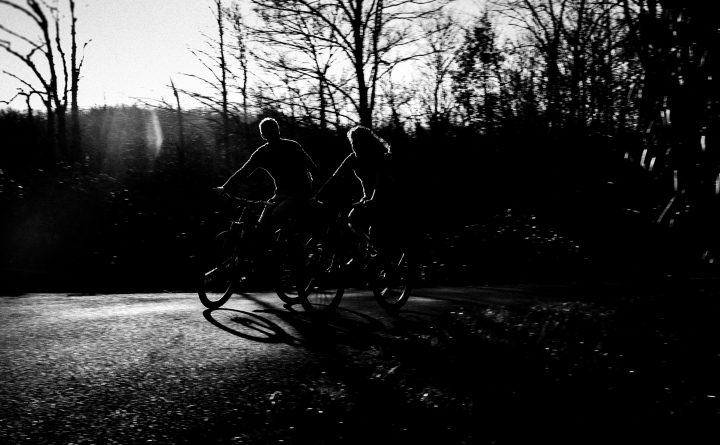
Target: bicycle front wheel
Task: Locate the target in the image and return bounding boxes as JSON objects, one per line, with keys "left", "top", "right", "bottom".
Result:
{"left": 198, "top": 231, "right": 240, "bottom": 309}
{"left": 371, "top": 249, "right": 413, "bottom": 312}
{"left": 273, "top": 231, "right": 308, "bottom": 305}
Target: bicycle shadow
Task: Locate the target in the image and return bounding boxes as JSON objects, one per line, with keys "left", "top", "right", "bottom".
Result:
{"left": 202, "top": 307, "right": 302, "bottom": 346}
{"left": 202, "top": 291, "right": 480, "bottom": 354}
{"left": 241, "top": 292, "right": 393, "bottom": 351}
{"left": 201, "top": 292, "right": 378, "bottom": 348}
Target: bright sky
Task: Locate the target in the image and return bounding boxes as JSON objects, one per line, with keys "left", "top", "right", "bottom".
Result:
{"left": 0, "top": 0, "right": 485, "bottom": 110}
{"left": 1, "top": 0, "right": 219, "bottom": 108}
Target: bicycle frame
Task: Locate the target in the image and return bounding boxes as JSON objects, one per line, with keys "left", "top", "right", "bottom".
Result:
{"left": 299, "top": 204, "right": 413, "bottom": 313}
{"left": 198, "top": 193, "right": 284, "bottom": 309}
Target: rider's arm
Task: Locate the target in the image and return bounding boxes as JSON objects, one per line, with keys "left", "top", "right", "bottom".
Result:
{"left": 314, "top": 153, "right": 355, "bottom": 199}
{"left": 299, "top": 143, "right": 320, "bottom": 183}
{"left": 221, "top": 147, "right": 264, "bottom": 190}
{"left": 358, "top": 154, "right": 392, "bottom": 206}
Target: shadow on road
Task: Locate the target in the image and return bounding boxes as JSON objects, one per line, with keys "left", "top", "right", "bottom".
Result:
{"left": 194, "top": 287, "right": 719, "bottom": 445}
{"left": 197, "top": 291, "right": 557, "bottom": 444}
{"left": 204, "top": 292, "right": 393, "bottom": 351}
{"left": 202, "top": 307, "right": 302, "bottom": 345}
{"left": 202, "top": 290, "right": 525, "bottom": 359}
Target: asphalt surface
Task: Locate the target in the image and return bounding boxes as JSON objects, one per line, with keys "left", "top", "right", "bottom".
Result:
{"left": 0, "top": 288, "right": 519, "bottom": 444}
{"left": 0, "top": 286, "right": 717, "bottom": 444}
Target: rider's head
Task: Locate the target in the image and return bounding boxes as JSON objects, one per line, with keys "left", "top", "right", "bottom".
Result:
{"left": 347, "top": 126, "right": 390, "bottom": 160}
{"left": 259, "top": 117, "right": 281, "bottom": 142}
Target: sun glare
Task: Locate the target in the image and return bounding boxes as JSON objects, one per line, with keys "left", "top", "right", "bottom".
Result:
{"left": 145, "top": 109, "right": 163, "bottom": 156}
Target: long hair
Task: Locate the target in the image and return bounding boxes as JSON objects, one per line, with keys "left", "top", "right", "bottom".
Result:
{"left": 347, "top": 126, "right": 390, "bottom": 159}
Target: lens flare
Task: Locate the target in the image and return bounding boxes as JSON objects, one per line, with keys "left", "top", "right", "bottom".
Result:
{"left": 145, "top": 109, "right": 163, "bottom": 156}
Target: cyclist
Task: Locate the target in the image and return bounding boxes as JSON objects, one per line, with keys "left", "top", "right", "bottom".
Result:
{"left": 217, "top": 117, "right": 319, "bottom": 228}
{"left": 320, "top": 125, "right": 402, "bottom": 245}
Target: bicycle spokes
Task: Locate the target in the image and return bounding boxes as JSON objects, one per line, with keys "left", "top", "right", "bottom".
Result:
{"left": 297, "top": 238, "right": 344, "bottom": 314}
{"left": 372, "top": 250, "right": 412, "bottom": 311}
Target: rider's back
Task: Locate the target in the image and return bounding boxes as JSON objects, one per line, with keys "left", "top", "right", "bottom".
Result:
{"left": 248, "top": 138, "right": 316, "bottom": 197}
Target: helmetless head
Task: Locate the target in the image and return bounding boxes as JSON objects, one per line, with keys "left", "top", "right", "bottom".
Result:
{"left": 259, "top": 117, "right": 281, "bottom": 142}
{"left": 347, "top": 125, "right": 390, "bottom": 159}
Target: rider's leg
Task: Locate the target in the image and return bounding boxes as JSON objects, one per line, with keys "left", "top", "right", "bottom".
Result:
{"left": 255, "top": 196, "right": 309, "bottom": 269}
{"left": 347, "top": 205, "right": 374, "bottom": 261}
{"left": 366, "top": 202, "right": 405, "bottom": 266}
{"left": 245, "top": 197, "right": 282, "bottom": 279}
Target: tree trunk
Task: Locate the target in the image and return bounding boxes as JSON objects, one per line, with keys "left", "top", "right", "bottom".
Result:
{"left": 352, "top": 0, "right": 372, "bottom": 127}
{"left": 216, "top": 0, "right": 229, "bottom": 163}
{"left": 355, "top": 57, "right": 371, "bottom": 126}
{"left": 56, "top": 106, "right": 68, "bottom": 159}
{"left": 45, "top": 104, "right": 56, "bottom": 161}
{"left": 170, "top": 79, "right": 186, "bottom": 169}
{"left": 70, "top": 0, "right": 81, "bottom": 160}
{"left": 318, "top": 78, "right": 327, "bottom": 132}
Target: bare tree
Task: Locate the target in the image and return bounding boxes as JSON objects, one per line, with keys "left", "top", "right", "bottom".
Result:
{"left": 418, "top": 11, "right": 462, "bottom": 130}
{"left": 68, "top": 0, "right": 86, "bottom": 155}
{"left": 492, "top": 0, "right": 631, "bottom": 133}
{"left": 179, "top": 0, "right": 232, "bottom": 161}
{"left": 251, "top": 0, "right": 451, "bottom": 127}
{"left": 379, "top": 73, "right": 414, "bottom": 132}
{"left": 0, "top": 0, "right": 87, "bottom": 160}
{"left": 492, "top": 0, "right": 569, "bottom": 130}
{"left": 226, "top": 2, "right": 251, "bottom": 137}
{"left": 249, "top": 1, "right": 348, "bottom": 130}
{"left": 170, "top": 78, "right": 186, "bottom": 169}
{"left": 452, "top": 11, "right": 504, "bottom": 134}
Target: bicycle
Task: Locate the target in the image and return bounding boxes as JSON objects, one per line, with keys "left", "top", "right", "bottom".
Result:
{"left": 296, "top": 204, "right": 414, "bottom": 315}
{"left": 197, "top": 192, "right": 310, "bottom": 309}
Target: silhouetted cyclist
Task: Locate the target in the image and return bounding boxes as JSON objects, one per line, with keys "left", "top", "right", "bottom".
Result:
{"left": 217, "top": 117, "right": 319, "bottom": 228}
{"left": 319, "top": 125, "right": 402, "bottom": 245}
{"left": 216, "top": 117, "right": 321, "bottom": 285}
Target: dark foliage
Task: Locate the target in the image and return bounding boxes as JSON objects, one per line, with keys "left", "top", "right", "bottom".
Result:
{"left": 2, "top": 1, "right": 719, "bottom": 292}
{"left": 0, "top": 104, "right": 704, "bottom": 293}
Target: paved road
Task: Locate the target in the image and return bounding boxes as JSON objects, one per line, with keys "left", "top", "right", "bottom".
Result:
{"left": 1, "top": 286, "right": 715, "bottom": 444}
{"left": 0, "top": 287, "right": 546, "bottom": 444}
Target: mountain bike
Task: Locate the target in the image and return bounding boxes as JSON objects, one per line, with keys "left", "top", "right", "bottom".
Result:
{"left": 296, "top": 204, "right": 414, "bottom": 315}
{"left": 197, "top": 193, "right": 310, "bottom": 309}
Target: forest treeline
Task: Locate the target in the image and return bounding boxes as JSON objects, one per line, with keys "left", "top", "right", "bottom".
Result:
{"left": 0, "top": 0, "right": 718, "bottom": 291}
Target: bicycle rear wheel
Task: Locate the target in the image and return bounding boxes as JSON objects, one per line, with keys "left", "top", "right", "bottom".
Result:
{"left": 371, "top": 249, "right": 413, "bottom": 312}
{"left": 297, "top": 237, "right": 344, "bottom": 315}
{"left": 198, "top": 231, "right": 243, "bottom": 309}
